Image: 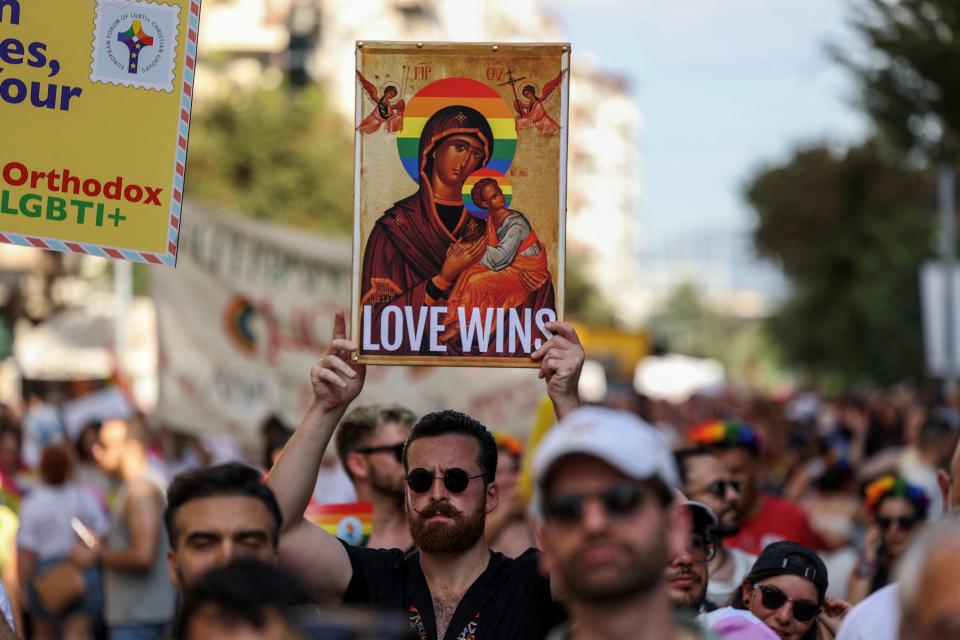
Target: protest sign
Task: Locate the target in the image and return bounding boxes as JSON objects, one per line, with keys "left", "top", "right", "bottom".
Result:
{"left": 0, "top": 0, "right": 200, "bottom": 264}
{"left": 151, "top": 204, "right": 547, "bottom": 450}
{"left": 352, "top": 42, "right": 570, "bottom": 367}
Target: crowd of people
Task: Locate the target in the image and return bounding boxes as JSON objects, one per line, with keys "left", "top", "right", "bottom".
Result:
{"left": 0, "top": 310, "right": 954, "bottom": 639}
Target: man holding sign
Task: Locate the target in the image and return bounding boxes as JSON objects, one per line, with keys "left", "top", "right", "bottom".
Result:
{"left": 268, "top": 310, "right": 583, "bottom": 638}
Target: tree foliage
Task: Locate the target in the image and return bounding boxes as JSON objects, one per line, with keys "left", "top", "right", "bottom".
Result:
{"left": 748, "top": 142, "right": 935, "bottom": 388}
{"left": 184, "top": 84, "right": 354, "bottom": 234}
{"left": 646, "top": 282, "right": 728, "bottom": 360}
{"left": 564, "top": 257, "right": 618, "bottom": 326}
{"left": 837, "top": 0, "right": 960, "bottom": 159}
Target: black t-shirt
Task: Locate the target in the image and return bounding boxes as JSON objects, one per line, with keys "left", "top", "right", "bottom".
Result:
{"left": 340, "top": 541, "right": 566, "bottom": 640}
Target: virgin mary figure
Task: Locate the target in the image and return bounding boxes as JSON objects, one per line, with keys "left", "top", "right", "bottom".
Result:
{"left": 359, "top": 104, "right": 555, "bottom": 357}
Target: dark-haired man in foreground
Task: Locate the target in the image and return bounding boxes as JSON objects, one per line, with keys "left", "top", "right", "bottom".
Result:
{"left": 175, "top": 558, "right": 310, "bottom": 640}
{"left": 268, "top": 310, "right": 584, "bottom": 639}
{"left": 164, "top": 462, "right": 283, "bottom": 589}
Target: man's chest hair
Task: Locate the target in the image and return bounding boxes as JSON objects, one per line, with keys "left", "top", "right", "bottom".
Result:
{"left": 431, "top": 585, "right": 467, "bottom": 638}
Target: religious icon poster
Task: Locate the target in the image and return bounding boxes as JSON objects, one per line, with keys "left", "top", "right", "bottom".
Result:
{"left": 351, "top": 41, "right": 570, "bottom": 367}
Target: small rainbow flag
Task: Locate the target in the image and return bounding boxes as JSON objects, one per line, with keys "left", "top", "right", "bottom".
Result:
{"left": 462, "top": 169, "right": 512, "bottom": 218}
{"left": 397, "top": 77, "right": 517, "bottom": 183}
{"left": 305, "top": 501, "right": 373, "bottom": 546}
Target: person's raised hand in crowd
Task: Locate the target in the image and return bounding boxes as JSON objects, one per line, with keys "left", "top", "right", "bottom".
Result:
{"left": 310, "top": 309, "right": 366, "bottom": 413}
{"left": 531, "top": 320, "right": 584, "bottom": 419}
{"left": 818, "top": 596, "right": 853, "bottom": 637}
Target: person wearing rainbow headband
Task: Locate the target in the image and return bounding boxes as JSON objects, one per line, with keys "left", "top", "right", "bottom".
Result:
{"left": 845, "top": 474, "right": 928, "bottom": 605}
{"left": 688, "top": 420, "right": 822, "bottom": 555}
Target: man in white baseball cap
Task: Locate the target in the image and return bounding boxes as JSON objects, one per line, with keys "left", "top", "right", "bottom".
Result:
{"left": 532, "top": 407, "right": 713, "bottom": 640}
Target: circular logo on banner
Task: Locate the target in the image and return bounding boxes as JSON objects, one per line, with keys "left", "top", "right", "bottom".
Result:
{"left": 336, "top": 516, "right": 365, "bottom": 545}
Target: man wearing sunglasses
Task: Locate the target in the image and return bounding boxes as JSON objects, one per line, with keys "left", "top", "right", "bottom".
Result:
{"left": 675, "top": 447, "right": 757, "bottom": 609}
{"left": 267, "top": 310, "right": 584, "bottom": 639}
{"left": 334, "top": 404, "right": 417, "bottom": 550}
{"left": 665, "top": 500, "right": 719, "bottom": 613}
{"left": 532, "top": 407, "right": 711, "bottom": 640}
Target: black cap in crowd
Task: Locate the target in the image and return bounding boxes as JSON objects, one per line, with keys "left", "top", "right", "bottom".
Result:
{"left": 746, "top": 541, "right": 829, "bottom": 602}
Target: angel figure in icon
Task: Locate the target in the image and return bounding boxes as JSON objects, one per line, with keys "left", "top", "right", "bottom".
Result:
{"left": 356, "top": 69, "right": 407, "bottom": 134}
{"left": 505, "top": 69, "right": 565, "bottom": 135}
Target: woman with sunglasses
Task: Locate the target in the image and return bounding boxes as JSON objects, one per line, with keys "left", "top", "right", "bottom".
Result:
{"left": 846, "top": 474, "right": 929, "bottom": 605}
{"left": 727, "top": 541, "right": 850, "bottom": 640}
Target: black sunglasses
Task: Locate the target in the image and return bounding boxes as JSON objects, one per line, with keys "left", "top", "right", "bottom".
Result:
{"left": 542, "top": 482, "right": 647, "bottom": 525}
{"left": 694, "top": 479, "right": 743, "bottom": 500}
{"left": 876, "top": 516, "right": 918, "bottom": 531}
{"left": 354, "top": 443, "right": 405, "bottom": 463}
{"left": 754, "top": 584, "right": 820, "bottom": 623}
{"left": 406, "top": 467, "right": 484, "bottom": 494}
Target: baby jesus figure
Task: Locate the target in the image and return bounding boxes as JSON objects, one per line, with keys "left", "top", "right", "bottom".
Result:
{"left": 441, "top": 178, "right": 551, "bottom": 343}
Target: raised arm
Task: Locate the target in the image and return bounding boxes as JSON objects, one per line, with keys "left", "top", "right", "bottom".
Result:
{"left": 530, "top": 320, "right": 584, "bottom": 419}
{"left": 267, "top": 310, "right": 366, "bottom": 603}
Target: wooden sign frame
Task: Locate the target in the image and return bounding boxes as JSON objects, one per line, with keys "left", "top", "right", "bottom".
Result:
{"left": 351, "top": 41, "right": 569, "bottom": 367}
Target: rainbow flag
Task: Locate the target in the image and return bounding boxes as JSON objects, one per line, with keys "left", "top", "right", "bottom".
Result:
{"left": 305, "top": 501, "right": 373, "bottom": 546}
{"left": 397, "top": 77, "right": 518, "bottom": 183}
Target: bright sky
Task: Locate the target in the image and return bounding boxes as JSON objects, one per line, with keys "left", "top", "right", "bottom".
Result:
{"left": 542, "top": 0, "right": 871, "bottom": 294}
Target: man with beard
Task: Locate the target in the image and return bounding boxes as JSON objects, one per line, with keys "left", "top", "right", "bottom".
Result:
{"left": 688, "top": 421, "right": 821, "bottom": 555}
{"left": 334, "top": 404, "right": 416, "bottom": 549}
{"left": 666, "top": 501, "right": 719, "bottom": 613}
{"left": 532, "top": 407, "right": 712, "bottom": 640}
{"left": 675, "top": 447, "right": 757, "bottom": 608}
{"left": 267, "top": 310, "right": 583, "bottom": 639}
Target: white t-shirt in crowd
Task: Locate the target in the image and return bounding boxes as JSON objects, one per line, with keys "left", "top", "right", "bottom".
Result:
{"left": 17, "top": 482, "right": 109, "bottom": 560}
{"left": 835, "top": 583, "right": 899, "bottom": 640}
{"left": 313, "top": 460, "right": 357, "bottom": 505}
{"left": 707, "top": 546, "right": 757, "bottom": 608}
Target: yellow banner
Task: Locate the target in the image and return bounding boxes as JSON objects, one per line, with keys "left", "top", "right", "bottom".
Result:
{"left": 0, "top": 0, "right": 200, "bottom": 264}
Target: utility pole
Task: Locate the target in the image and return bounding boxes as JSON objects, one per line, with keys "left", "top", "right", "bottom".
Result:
{"left": 940, "top": 161, "right": 957, "bottom": 396}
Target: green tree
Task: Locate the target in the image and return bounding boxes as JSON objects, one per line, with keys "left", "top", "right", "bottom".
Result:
{"left": 646, "top": 282, "right": 728, "bottom": 360}
{"left": 564, "top": 257, "right": 617, "bottom": 326}
{"left": 184, "top": 84, "right": 354, "bottom": 234}
{"left": 836, "top": 0, "right": 960, "bottom": 160}
{"left": 747, "top": 141, "right": 935, "bottom": 389}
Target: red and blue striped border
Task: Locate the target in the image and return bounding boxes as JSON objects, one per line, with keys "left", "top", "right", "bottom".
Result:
{"left": 0, "top": 0, "right": 202, "bottom": 267}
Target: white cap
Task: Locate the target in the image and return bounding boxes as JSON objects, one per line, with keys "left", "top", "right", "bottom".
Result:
{"left": 531, "top": 406, "right": 680, "bottom": 520}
